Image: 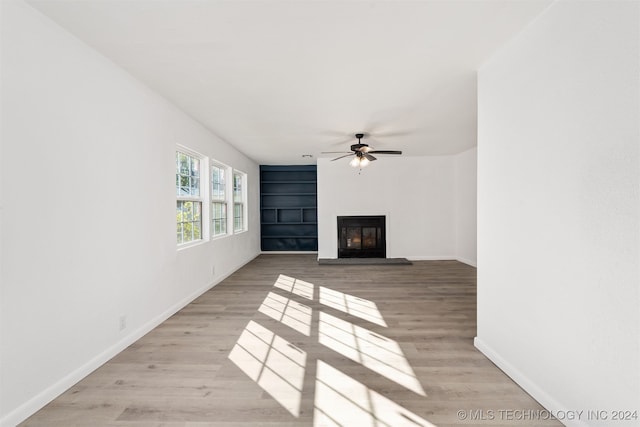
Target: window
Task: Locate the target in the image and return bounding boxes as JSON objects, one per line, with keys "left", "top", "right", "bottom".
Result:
{"left": 175, "top": 149, "right": 243, "bottom": 243}
{"left": 176, "top": 150, "right": 204, "bottom": 245}
{"left": 211, "top": 163, "right": 227, "bottom": 237}
{"left": 233, "top": 171, "right": 246, "bottom": 232}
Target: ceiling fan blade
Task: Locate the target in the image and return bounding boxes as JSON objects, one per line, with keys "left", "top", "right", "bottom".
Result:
{"left": 331, "top": 153, "right": 355, "bottom": 161}
{"left": 363, "top": 153, "right": 377, "bottom": 162}
{"left": 321, "top": 151, "right": 352, "bottom": 154}
{"left": 368, "top": 150, "right": 402, "bottom": 155}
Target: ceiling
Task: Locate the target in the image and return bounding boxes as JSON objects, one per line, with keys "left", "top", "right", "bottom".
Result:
{"left": 27, "top": 0, "right": 551, "bottom": 165}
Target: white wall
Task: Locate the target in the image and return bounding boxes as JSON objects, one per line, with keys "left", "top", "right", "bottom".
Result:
{"left": 476, "top": 1, "right": 639, "bottom": 426}
{"left": 0, "top": 1, "right": 260, "bottom": 425}
{"left": 317, "top": 156, "right": 456, "bottom": 260}
{"left": 454, "top": 147, "right": 477, "bottom": 267}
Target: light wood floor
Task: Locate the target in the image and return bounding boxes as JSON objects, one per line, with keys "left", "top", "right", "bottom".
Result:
{"left": 20, "top": 254, "right": 561, "bottom": 427}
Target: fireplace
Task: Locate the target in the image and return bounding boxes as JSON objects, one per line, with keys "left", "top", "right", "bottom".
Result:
{"left": 337, "top": 216, "right": 386, "bottom": 258}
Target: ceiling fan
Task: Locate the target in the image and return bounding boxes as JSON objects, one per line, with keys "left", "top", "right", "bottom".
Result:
{"left": 323, "top": 133, "right": 402, "bottom": 168}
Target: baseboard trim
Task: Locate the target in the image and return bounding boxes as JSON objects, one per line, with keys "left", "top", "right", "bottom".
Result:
{"left": 456, "top": 257, "right": 477, "bottom": 267}
{"left": 0, "top": 252, "right": 259, "bottom": 427}
{"left": 473, "top": 337, "right": 586, "bottom": 427}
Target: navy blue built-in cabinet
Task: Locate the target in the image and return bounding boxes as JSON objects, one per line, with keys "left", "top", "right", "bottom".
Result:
{"left": 260, "top": 165, "right": 318, "bottom": 251}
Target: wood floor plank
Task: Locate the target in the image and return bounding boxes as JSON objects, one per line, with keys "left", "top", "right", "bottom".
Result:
{"left": 19, "top": 254, "right": 561, "bottom": 427}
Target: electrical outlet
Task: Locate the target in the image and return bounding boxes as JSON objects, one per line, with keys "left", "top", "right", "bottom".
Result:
{"left": 119, "top": 315, "right": 127, "bottom": 331}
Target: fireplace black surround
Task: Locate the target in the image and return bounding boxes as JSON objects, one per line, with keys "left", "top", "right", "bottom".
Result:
{"left": 337, "top": 216, "right": 386, "bottom": 258}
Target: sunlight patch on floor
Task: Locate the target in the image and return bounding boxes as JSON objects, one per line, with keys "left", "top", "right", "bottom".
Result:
{"left": 318, "top": 312, "right": 426, "bottom": 396}
{"left": 229, "top": 274, "right": 432, "bottom": 423}
{"left": 319, "top": 286, "right": 388, "bottom": 327}
{"left": 314, "top": 360, "right": 435, "bottom": 427}
{"left": 274, "top": 274, "right": 314, "bottom": 300}
{"left": 258, "top": 291, "right": 312, "bottom": 336}
{"left": 228, "top": 321, "right": 306, "bottom": 417}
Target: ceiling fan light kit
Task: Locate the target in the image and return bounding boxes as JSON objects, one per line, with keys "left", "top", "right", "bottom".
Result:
{"left": 324, "top": 133, "right": 402, "bottom": 170}
{"left": 350, "top": 155, "right": 370, "bottom": 168}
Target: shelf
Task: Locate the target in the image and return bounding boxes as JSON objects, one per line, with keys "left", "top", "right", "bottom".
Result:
{"left": 262, "top": 236, "right": 318, "bottom": 239}
{"left": 260, "top": 180, "right": 316, "bottom": 184}
{"left": 260, "top": 165, "right": 318, "bottom": 252}
{"left": 261, "top": 198, "right": 316, "bottom": 208}
{"left": 262, "top": 193, "right": 316, "bottom": 196}
{"left": 261, "top": 207, "right": 317, "bottom": 210}
{"left": 261, "top": 169, "right": 316, "bottom": 182}
{"left": 262, "top": 222, "right": 317, "bottom": 225}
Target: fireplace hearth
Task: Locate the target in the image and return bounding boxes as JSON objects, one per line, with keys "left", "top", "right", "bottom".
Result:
{"left": 337, "top": 216, "right": 386, "bottom": 258}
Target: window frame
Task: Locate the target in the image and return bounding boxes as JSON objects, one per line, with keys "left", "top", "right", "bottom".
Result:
{"left": 233, "top": 170, "right": 248, "bottom": 233}
{"left": 176, "top": 146, "right": 209, "bottom": 248}
{"left": 210, "top": 161, "right": 229, "bottom": 238}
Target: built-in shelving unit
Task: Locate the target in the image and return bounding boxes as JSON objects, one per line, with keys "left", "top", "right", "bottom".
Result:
{"left": 260, "top": 165, "right": 318, "bottom": 251}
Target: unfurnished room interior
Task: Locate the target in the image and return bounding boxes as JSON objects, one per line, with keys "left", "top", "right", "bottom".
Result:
{"left": 1, "top": 1, "right": 638, "bottom": 426}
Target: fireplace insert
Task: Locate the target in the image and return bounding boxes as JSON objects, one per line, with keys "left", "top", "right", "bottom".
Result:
{"left": 337, "top": 216, "right": 386, "bottom": 258}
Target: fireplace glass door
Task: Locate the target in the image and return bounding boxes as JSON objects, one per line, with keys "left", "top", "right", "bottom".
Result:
{"left": 344, "top": 227, "right": 362, "bottom": 249}
{"left": 337, "top": 216, "right": 385, "bottom": 258}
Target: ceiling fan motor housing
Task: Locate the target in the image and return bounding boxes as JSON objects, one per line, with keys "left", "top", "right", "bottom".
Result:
{"left": 351, "top": 133, "right": 371, "bottom": 152}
